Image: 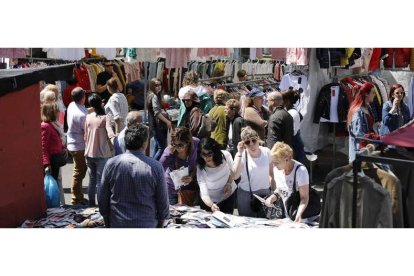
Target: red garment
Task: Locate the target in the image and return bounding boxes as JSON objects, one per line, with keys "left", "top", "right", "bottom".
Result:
{"left": 384, "top": 48, "right": 411, "bottom": 68}
{"left": 368, "top": 48, "right": 382, "bottom": 71}
{"left": 41, "top": 122, "right": 66, "bottom": 165}
{"left": 382, "top": 121, "right": 414, "bottom": 148}
{"left": 74, "top": 64, "right": 91, "bottom": 91}
{"left": 63, "top": 84, "right": 78, "bottom": 107}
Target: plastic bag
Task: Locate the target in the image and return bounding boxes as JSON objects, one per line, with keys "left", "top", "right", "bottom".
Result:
{"left": 44, "top": 174, "right": 61, "bottom": 208}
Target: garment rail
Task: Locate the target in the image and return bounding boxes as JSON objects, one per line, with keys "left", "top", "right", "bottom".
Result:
{"left": 199, "top": 75, "right": 233, "bottom": 82}
{"left": 352, "top": 140, "right": 414, "bottom": 228}
{"left": 221, "top": 79, "right": 280, "bottom": 87}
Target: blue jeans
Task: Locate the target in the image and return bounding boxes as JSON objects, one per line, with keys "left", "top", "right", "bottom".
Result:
{"left": 86, "top": 157, "right": 109, "bottom": 206}
{"left": 152, "top": 128, "right": 167, "bottom": 161}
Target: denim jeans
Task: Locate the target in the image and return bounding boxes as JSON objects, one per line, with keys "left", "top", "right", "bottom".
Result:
{"left": 86, "top": 157, "right": 109, "bottom": 206}
{"left": 152, "top": 128, "right": 167, "bottom": 161}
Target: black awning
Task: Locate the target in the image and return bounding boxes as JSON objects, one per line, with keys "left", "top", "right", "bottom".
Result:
{"left": 0, "top": 64, "right": 75, "bottom": 97}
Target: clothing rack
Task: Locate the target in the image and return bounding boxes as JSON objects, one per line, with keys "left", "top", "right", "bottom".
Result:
{"left": 352, "top": 137, "right": 414, "bottom": 228}
{"left": 199, "top": 75, "right": 233, "bottom": 82}
{"left": 221, "top": 78, "right": 280, "bottom": 87}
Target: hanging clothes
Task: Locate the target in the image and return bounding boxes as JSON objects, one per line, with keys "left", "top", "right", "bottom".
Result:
{"left": 0, "top": 48, "right": 27, "bottom": 58}
{"left": 160, "top": 48, "right": 191, "bottom": 69}
{"left": 383, "top": 48, "right": 411, "bottom": 68}
{"left": 286, "top": 48, "right": 308, "bottom": 65}
{"left": 43, "top": 48, "right": 85, "bottom": 60}
{"left": 270, "top": 48, "right": 287, "bottom": 61}
{"left": 95, "top": 48, "right": 117, "bottom": 60}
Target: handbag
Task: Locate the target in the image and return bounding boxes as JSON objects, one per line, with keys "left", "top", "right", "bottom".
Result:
{"left": 50, "top": 150, "right": 67, "bottom": 167}
{"left": 174, "top": 157, "right": 199, "bottom": 206}
{"left": 285, "top": 164, "right": 321, "bottom": 221}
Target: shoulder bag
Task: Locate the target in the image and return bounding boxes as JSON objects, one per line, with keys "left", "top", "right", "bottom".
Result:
{"left": 285, "top": 164, "right": 321, "bottom": 221}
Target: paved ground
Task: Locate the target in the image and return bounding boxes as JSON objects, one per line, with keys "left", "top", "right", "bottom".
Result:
{"left": 60, "top": 144, "right": 349, "bottom": 206}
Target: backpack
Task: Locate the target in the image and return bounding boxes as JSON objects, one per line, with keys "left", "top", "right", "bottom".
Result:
{"left": 198, "top": 113, "right": 213, "bottom": 138}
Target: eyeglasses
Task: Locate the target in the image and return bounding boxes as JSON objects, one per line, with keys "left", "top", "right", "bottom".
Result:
{"left": 244, "top": 139, "right": 257, "bottom": 146}
{"left": 154, "top": 84, "right": 161, "bottom": 87}
{"left": 172, "top": 142, "right": 186, "bottom": 149}
{"left": 394, "top": 92, "right": 405, "bottom": 95}
{"left": 201, "top": 151, "right": 214, "bottom": 158}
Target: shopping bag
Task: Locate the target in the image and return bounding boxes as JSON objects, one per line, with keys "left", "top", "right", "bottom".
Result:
{"left": 44, "top": 174, "right": 61, "bottom": 208}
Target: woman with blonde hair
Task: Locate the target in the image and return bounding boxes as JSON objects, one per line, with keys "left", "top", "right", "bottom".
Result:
{"left": 41, "top": 102, "right": 67, "bottom": 182}
{"left": 265, "top": 141, "right": 310, "bottom": 223}
{"left": 232, "top": 126, "right": 275, "bottom": 217}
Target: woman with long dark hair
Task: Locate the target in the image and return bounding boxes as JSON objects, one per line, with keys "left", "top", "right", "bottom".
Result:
{"left": 197, "top": 137, "right": 236, "bottom": 214}
{"left": 379, "top": 83, "right": 411, "bottom": 135}
{"left": 84, "top": 93, "right": 115, "bottom": 206}
{"left": 347, "top": 82, "right": 376, "bottom": 162}
{"left": 159, "top": 127, "right": 200, "bottom": 205}
{"left": 146, "top": 78, "right": 172, "bottom": 160}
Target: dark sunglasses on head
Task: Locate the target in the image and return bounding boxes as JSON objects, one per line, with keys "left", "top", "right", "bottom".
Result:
{"left": 201, "top": 151, "right": 214, "bottom": 157}
{"left": 244, "top": 139, "right": 257, "bottom": 146}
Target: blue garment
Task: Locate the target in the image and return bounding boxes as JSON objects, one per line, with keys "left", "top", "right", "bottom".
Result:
{"left": 152, "top": 128, "right": 168, "bottom": 161}
{"left": 98, "top": 150, "right": 169, "bottom": 228}
{"left": 114, "top": 127, "right": 127, "bottom": 155}
{"left": 86, "top": 157, "right": 109, "bottom": 206}
{"left": 379, "top": 101, "right": 411, "bottom": 135}
{"left": 349, "top": 107, "right": 372, "bottom": 162}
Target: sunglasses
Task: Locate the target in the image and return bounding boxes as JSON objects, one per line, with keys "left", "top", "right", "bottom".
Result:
{"left": 244, "top": 139, "right": 257, "bottom": 146}
{"left": 394, "top": 92, "right": 405, "bottom": 95}
{"left": 173, "top": 143, "right": 186, "bottom": 149}
{"left": 154, "top": 84, "right": 161, "bottom": 87}
{"left": 201, "top": 151, "right": 213, "bottom": 158}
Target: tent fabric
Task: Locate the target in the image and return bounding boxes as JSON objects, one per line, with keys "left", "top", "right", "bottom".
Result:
{"left": 0, "top": 64, "right": 75, "bottom": 97}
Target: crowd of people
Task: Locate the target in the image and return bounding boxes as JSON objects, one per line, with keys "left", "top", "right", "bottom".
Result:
{"left": 39, "top": 61, "right": 414, "bottom": 228}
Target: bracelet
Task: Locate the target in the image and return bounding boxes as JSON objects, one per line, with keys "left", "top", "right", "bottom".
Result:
{"left": 236, "top": 154, "right": 242, "bottom": 158}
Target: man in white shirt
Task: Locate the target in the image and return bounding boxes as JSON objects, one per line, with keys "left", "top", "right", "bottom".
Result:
{"left": 66, "top": 87, "right": 88, "bottom": 205}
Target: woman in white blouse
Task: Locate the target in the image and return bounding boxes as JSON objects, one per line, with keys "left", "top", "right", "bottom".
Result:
{"left": 104, "top": 77, "right": 129, "bottom": 134}
{"left": 197, "top": 137, "right": 237, "bottom": 214}
{"left": 232, "top": 126, "right": 275, "bottom": 217}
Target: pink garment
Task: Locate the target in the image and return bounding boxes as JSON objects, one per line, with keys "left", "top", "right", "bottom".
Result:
{"left": 124, "top": 62, "right": 142, "bottom": 83}
{"left": 382, "top": 121, "right": 414, "bottom": 148}
{"left": 274, "top": 63, "right": 281, "bottom": 81}
{"left": 256, "top": 48, "right": 263, "bottom": 59}
{"left": 84, "top": 113, "right": 115, "bottom": 158}
{"left": 0, "top": 48, "right": 27, "bottom": 58}
{"left": 161, "top": 48, "right": 191, "bottom": 69}
{"left": 286, "top": 48, "right": 308, "bottom": 65}
{"left": 196, "top": 48, "right": 230, "bottom": 58}
{"left": 270, "top": 48, "right": 287, "bottom": 60}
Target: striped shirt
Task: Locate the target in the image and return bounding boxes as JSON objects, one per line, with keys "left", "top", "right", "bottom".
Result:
{"left": 98, "top": 150, "right": 169, "bottom": 228}
{"left": 105, "top": 92, "right": 129, "bottom": 131}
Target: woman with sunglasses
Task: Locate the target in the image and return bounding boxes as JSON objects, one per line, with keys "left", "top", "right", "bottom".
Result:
{"left": 147, "top": 78, "right": 172, "bottom": 161}
{"left": 159, "top": 127, "right": 200, "bottom": 205}
{"left": 197, "top": 137, "right": 237, "bottom": 214}
{"left": 232, "top": 126, "right": 275, "bottom": 217}
{"left": 379, "top": 83, "right": 411, "bottom": 135}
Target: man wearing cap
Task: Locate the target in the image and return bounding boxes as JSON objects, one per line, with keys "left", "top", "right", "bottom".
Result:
{"left": 266, "top": 91, "right": 293, "bottom": 150}
{"left": 243, "top": 88, "right": 269, "bottom": 141}
{"left": 209, "top": 89, "right": 229, "bottom": 149}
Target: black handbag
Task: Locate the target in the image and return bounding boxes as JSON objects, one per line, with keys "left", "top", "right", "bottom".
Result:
{"left": 245, "top": 151, "right": 284, "bottom": 219}
{"left": 50, "top": 150, "right": 67, "bottom": 167}
{"left": 285, "top": 164, "right": 321, "bottom": 221}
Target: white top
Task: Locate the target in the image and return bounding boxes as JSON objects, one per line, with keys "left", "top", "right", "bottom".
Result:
{"left": 288, "top": 108, "right": 301, "bottom": 135}
{"left": 197, "top": 150, "right": 237, "bottom": 203}
{"left": 66, "top": 102, "right": 87, "bottom": 151}
{"left": 238, "top": 146, "right": 272, "bottom": 192}
{"left": 178, "top": 85, "right": 208, "bottom": 99}
{"left": 105, "top": 92, "right": 129, "bottom": 131}
{"left": 279, "top": 73, "right": 308, "bottom": 111}
{"left": 273, "top": 160, "right": 309, "bottom": 203}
